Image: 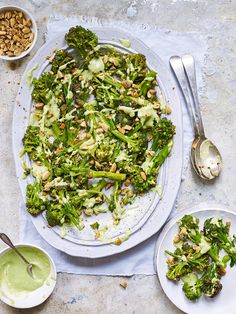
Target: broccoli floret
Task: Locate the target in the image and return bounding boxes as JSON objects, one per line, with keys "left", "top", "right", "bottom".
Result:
{"left": 26, "top": 182, "right": 48, "bottom": 216}
{"left": 201, "top": 263, "right": 222, "bottom": 298}
{"left": 22, "top": 126, "right": 41, "bottom": 161}
{"left": 151, "top": 118, "right": 176, "bottom": 151}
{"left": 46, "top": 201, "right": 82, "bottom": 227}
{"left": 148, "top": 139, "right": 174, "bottom": 175}
{"left": 109, "top": 181, "right": 125, "bottom": 224}
{"left": 125, "top": 53, "right": 147, "bottom": 82}
{"left": 65, "top": 25, "right": 98, "bottom": 59}
{"left": 46, "top": 203, "right": 65, "bottom": 226}
{"left": 50, "top": 49, "right": 76, "bottom": 74}
{"left": 204, "top": 217, "right": 236, "bottom": 266}
{"left": 208, "top": 244, "right": 229, "bottom": 273}
{"left": 98, "top": 47, "right": 126, "bottom": 72}
{"left": 182, "top": 273, "right": 202, "bottom": 301}
{"left": 94, "top": 139, "right": 116, "bottom": 163}
{"left": 166, "top": 260, "right": 192, "bottom": 281}
{"left": 188, "top": 252, "right": 209, "bottom": 272}
{"left": 204, "top": 217, "right": 230, "bottom": 242}
{"left": 178, "top": 215, "right": 202, "bottom": 244}
{"left": 32, "top": 72, "right": 57, "bottom": 103}
{"left": 138, "top": 70, "right": 157, "bottom": 96}
{"left": 132, "top": 172, "right": 156, "bottom": 193}
{"left": 132, "top": 140, "right": 173, "bottom": 193}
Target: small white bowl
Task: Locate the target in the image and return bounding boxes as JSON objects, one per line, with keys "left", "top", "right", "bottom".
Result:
{"left": 0, "top": 243, "right": 57, "bottom": 309}
{"left": 0, "top": 5, "right": 38, "bottom": 61}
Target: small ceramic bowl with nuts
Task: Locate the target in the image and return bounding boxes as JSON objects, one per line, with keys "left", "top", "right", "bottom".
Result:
{"left": 0, "top": 5, "right": 37, "bottom": 61}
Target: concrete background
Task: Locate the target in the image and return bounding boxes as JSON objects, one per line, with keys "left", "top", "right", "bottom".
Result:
{"left": 0, "top": 0, "right": 236, "bottom": 313}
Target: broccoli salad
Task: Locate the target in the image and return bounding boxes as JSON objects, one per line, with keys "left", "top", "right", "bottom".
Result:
{"left": 165, "top": 215, "right": 236, "bottom": 300}
{"left": 22, "top": 25, "right": 175, "bottom": 233}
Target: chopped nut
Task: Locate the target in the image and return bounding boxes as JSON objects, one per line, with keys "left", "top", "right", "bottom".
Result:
{"left": 119, "top": 281, "right": 128, "bottom": 289}
{"left": 59, "top": 123, "right": 65, "bottom": 129}
{"left": 120, "top": 188, "right": 129, "bottom": 195}
{"left": 123, "top": 124, "right": 132, "bottom": 131}
{"left": 128, "top": 190, "right": 133, "bottom": 197}
{"left": 34, "top": 102, "right": 44, "bottom": 110}
{"left": 218, "top": 267, "right": 226, "bottom": 276}
{"left": 95, "top": 161, "right": 102, "bottom": 168}
{"left": 42, "top": 171, "right": 50, "bottom": 181}
{"left": 122, "top": 80, "right": 132, "bottom": 89}
{"left": 117, "top": 125, "right": 126, "bottom": 134}
{"left": 44, "top": 182, "right": 52, "bottom": 191}
{"left": 140, "top": 171, "right": 147, "bottom": 181}
{"left": 22, "top": 27, "right": 30, "bottom": 34}
{"left": 5, "top": 11, "right": 11, "bottom": 19}
{"left": 110, "top": 163, "right": 117, "bottom": 173}
{"left": 180, "top": 227, "right": 187, "bottom": 234}
{"left": 173, "top": 233, "right": 180, "bottom": 243}
{"left": 124, "top": 179, "right": 131, "bottom": 186}
{"left": 95, "top": 230, "right": 100, "bottom": 239}
{"left": 192, "top": 244, "right": 200, "bottom": 253}
{"left": 114, "top": 238, "right": 122, "bottom": 245}
{"left": 96, "top": 128, "right": 104, "bottom": 134}
{"left": 80, "top": 120, "right": 86, "bottom": 127}
{"left": 10, "top": 18, "right": 16, "bottom": 27}
{"left": 153, "top": 103, "right": 160, "bottom": 109}
{"left": 0, "top": 10, "right": 34, "bottom": 57}
{"left": 105, "top": 182, "right": 113, "bottom": 190}
{"left": 165, "top": 106, "right": 172, "bottom": 114}
{"left": 147, "top": 89, "right": 156, "bottom": 98}
{"left": 99, "top": 122, "right": 108, "bottom": 132}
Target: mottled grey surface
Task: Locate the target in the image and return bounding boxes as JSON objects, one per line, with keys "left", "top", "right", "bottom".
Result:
{"left": 0, "top": 0, "right": 236, "bottom": 313}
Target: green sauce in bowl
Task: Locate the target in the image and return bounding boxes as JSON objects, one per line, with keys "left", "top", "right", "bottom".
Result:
{"left": 0, "top": 246, "right": 51, "bottom": 296}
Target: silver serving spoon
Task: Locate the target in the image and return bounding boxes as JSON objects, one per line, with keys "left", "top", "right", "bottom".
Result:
{"left": 169, "top": 55, "right": 223, "bottom": 180}
{"left": 0, "top": 233, "right": 34, "bottom": 278}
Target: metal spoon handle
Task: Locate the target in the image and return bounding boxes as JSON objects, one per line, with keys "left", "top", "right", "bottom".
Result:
{"left": 169, "top": 56, "right": 200, "bottom": 137}
{"left": 181, "top": 54, "right": 205, "bottom": 138}
{"left": 0, "top": 233, "right": 30, "bottom": 265}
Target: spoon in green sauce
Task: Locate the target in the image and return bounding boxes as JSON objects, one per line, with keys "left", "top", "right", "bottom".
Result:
{"left": 0, "top": 233, "right": 34, "bottom": 279}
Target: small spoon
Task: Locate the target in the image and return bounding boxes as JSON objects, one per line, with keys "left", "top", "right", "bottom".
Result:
{"left": 169, "top": 55, "right": 223, "bottom": 180}
{"left": 0, "top": 233, "right": 34, "bottom": 278}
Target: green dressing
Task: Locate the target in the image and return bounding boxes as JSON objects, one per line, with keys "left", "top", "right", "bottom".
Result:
{"left": 0, "top": 246, "right": 51, "bottom": 296}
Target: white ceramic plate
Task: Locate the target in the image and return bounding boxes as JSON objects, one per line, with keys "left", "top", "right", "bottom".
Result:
{"left": 155, "top": 203, "right": 236, "bottom": 314}
{"left": 0, "top": 244, "right": 57, "bottom": 309}
{"left": 13, "top": 27, "right": 183, "bottom": 258}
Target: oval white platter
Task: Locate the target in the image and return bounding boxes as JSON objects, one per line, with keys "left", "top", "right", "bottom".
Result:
{"left": 13, "top": 27, "right": 183, "bottom": 258}
{"left": 155, "top": 203, "right": 236, "bottom": 314}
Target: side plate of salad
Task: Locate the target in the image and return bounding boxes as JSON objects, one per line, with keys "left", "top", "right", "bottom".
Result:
{"left": 155, "top": 203, "right": 236, "bottom": 314}
{"left": 13, "top": 26, "right": 183, "bottom": 258}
